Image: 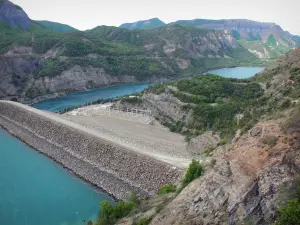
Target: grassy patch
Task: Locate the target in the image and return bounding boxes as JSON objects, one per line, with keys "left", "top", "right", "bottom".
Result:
{"left": 262, "top": 136, "right": 278, "bottom": 147}
{"left": 133, "top": 217, "right": 153, "bottom": 225}
{"left": 158, "top": 184, "right": 177, "bottom": 195}
{"left": 275, "top": 182, "right": 300, "bottom": 225}
{"left": 183, "top": 159, "right": 204, "bottom": 185}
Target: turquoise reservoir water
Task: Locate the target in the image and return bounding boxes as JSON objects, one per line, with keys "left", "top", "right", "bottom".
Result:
{"left": 32, "top": 68, "right": 264, "bottom": 112}
{"left": 206, "top": 67, "right": 264, "bottom": 79}
{"left": 0, "top": 129, "right": 113, "bottom": 225}
{"left": 1, "top": 67, "right": 264, "bottom": 225}
{"left": 33, "top": 83, "right": 151, "bottom": 112}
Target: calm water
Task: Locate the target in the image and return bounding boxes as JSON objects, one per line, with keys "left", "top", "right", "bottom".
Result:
{"left": 1, "top": 67, "right": 263, "bottom": 225}
{"left": 206, "top": 67, "right": 264, "bottom": 79}
{"left": 33, "top": 83, "right": 151, "bottom": 112}
{"left": 0, "top": 129, "right": 113, "bottom": 225}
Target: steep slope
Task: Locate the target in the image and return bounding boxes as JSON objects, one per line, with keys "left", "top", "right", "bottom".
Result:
{"left": 0, "top": 0, "right": 30, "bottom": 29}
{"left": 37, "top": 20, "right": 77, "bottom": 32}
{"left": 119, "top": 18, "right": 165, "bottom": 30}
{"left": 0, "top": 19, "right": 263, "bottom": 103}
{"left": 121, "top": 18, "right": 298, "bottom": 59}
{"left": 172, "top": 19, "right": 298, "bottom": 59}
{"left": 113, "top": 48, "right": 300, "bottom": 225}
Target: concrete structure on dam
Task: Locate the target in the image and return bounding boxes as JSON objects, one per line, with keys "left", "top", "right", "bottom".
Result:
{"left": 0, "top": 101, "right": 190, "bottom": 199}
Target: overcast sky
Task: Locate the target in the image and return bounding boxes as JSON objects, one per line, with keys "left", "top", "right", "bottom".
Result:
{"left": 12, "top": 0, "right": 300, "bottom": 35}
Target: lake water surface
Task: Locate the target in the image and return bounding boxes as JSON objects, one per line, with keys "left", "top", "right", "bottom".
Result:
{"left": 205, "top": 67, "right": 264, "bottom": 79}
{"left": 0, "top": 129, "right": 113, "bottom": 225}
{"left": 1, "top": 67, "right": 264, "bottom": 225}
{"left": 33, "top": 83, "right": 150, "bottom": 112}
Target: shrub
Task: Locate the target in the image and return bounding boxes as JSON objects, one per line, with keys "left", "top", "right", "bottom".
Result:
{"left": 97, "top": 200, "right": 136, "bottom": 225}
{"left": 281, "top": 99, "right": 291, "bottom": 109}
{"left": 218, "top": 136, "right": 228, "bottom": 146}
{"left": 135, "top": 217, "right": 153, "bottom": 225}
{"left": 183, "top": 159, "right": 204, "bottom": 185}
{"left": 125, "top": 190, "right": 139, "bottom": 204}
{"left": 275, "top": 180, "right": 300, "bottom": 225}
{"left": 204, "top": 146, "right": 215, "bottom": 155}
{"left": 97, "top": 191, "right": 138, "bottom": 225}
{"left": 262, "top": 136, "right": 278, "bottom": 147}
{"left": 275, "top": 199, "right": 300, "bottom": 225}
{"left": 87, "top": 221, "right": 93, "bottom": 225}
{"left": 158, "top": 184, "right": 177, "bottom": 195}
{"left": 15, "top": 4, "right": 22, "bottom": 10}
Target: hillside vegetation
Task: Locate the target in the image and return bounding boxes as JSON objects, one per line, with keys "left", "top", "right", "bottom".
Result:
{"left": 112, "top": 48, "right": 300, "bottom": 225}
{"left": 121, "top": 18, "right": 300, "bottom": 60}
{"left": 0, "top": 6, "right": 267, "bottom": 102}
{"left": 0, "top": 0, "right": 293, "bottom": 104}
{"left": 141, "top": 74, "right": 265, "bottom": 139}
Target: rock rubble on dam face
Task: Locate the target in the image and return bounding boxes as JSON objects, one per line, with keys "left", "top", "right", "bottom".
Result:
{"left": 0, "top": 101, "right": 184, "bottom": 199}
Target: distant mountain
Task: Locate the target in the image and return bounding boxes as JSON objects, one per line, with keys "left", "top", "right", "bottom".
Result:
{"left": 0, "top": 1, "right": 281, "bottom": 103}
{"left": 172, "top": 19, "right": 295, "bottom": 44}
{"left": 120, "top": 18, "right": 299, "bottom": 59}
{"left": 0, "top": 0, "right": 30, "bottom": 29}
{"left": 119, "top": 18, "right": 165, "bottom": 30}
{"left": 171, "top": 19, "right": 299, "bottom": 59}
{"left": 37, "top": 20, "right": 77, "bottom": 32}
{"left": 0, "top": 22, "right": 263, "bottom": 102}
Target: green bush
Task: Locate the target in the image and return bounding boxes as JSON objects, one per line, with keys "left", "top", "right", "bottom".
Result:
{"left": 275, "top": 181, "right": 300, "bottom": 225}
{"left": 183, "top": 159, "right": 204, "bottom": 185}
{"left": 158, "top": 184, "right": 177, "bottom": 195}
{"left": 97, "top": 200, "right": 136, "bottom": 225}
{"left": 281, "top": 99, "right": 291, "bottom": 109}
{"left": 262, "top": 136, "right": 278, "bottom": 147}
{"left": 135, "top": 217, "right": 153, "bottom": 225}
{"left": 275, "top": 199, "right": 300, "bottom": 225}
{"left": 97, "top": 191, "right": 138, "bottom": 225}
{"left": 204, "top": 146, "right": 215, "bottom": 155}
{"left": 218, "top": 136, "right": 228, "bottom": 146}
{"left": 15, "top": 5, "right": 22, "bottom": 10}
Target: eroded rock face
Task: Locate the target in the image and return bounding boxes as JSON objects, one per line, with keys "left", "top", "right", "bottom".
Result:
{"left": 150, "top": 119, "right": 299, "bottom": 225}
{"left": 187, "top": 132, "right": 220, "bottom": 155}
{"left": 28, "top": 65, "right": 137, "bottom": 96}
{"left": 0, "top": 54, "right": 139, "bottom": 103}
{"left": 0, "top": 0, "right": 31, "bottom": 29}
{"left": 250, "top": 126, "right": 263, "bottom": 137}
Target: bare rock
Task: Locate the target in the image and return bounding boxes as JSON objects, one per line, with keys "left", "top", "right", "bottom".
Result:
{"left": 250, "top": 126, "right": 263, "bottom": 137}
{"left": 187, "top": 132, "right": 220, "bottom": 155}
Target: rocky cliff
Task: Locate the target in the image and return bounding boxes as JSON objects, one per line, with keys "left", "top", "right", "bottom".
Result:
{"left": 173, "top": 19, "right": 296, "bottom": 44}
{"left": 0, "top": 0, "right": 30, "bottom": 29}
{"left": 120, "top": 18, "right": 166, "bottom": 30}
{"left": 115, "top": 48, "right": 300, "bottom": 224}
{"left": 122, "top": 18, "right": 299, "bottom": 59}
{"left": 0, "top": 3, "right": 262, "bottom": 103}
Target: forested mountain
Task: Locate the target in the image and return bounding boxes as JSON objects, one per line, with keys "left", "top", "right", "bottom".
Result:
{"left": 37, "top": 20, "right": 77, "bottom": 32}
{"left": 112, "top": 47, "right": 300, "bottom": 225}
{"left": 0, "top": 0, "right": 282, "bottom": 104}
{"left": 119, "top": 18, "right": 165, "bottom": 30}
{"left": 121, "top": 18, "right": 300, "bottom": 59}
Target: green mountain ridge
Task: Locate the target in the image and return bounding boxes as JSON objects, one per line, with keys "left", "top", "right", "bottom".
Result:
{"left": 36, "top": 20, "right": 78, "bottom": 32}
{"left": 119, "top": 18, "right": 165, "bottom": 30}
{"left": 0, "top": 0, "right": 282, "bottom": 103}
{"left": 120, "top": 18, "right": 299, "bottom": 59}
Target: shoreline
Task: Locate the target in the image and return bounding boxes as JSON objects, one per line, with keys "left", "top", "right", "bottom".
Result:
{"left": 0, "top": 124, "right": 118, "bottom": 201}
{"left": 0, "top": 101, "right": 183, "bottom": 199}
{"left": 2, "top": 65, "right": 267, "bottom": 107}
